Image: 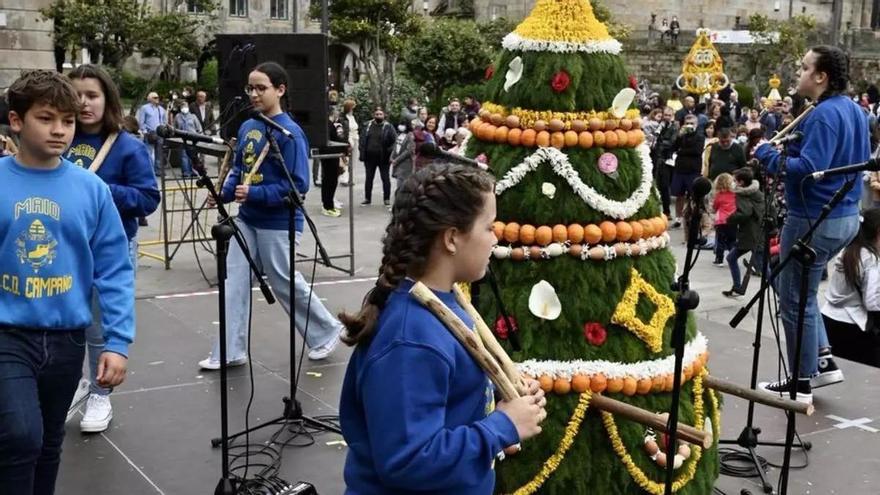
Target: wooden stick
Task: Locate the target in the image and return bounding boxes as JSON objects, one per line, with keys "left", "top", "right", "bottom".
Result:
{"left": 410, "top": 282, "right": 521, "bottom": 401}
{"left": 215, "top": 138, "right": 236, "bottom": 189}
{"left": 451, "top": 285, "right": 526, "bottom": 394}
{"left": 769, "top": 103, "right": 814, "bottom": 145}
{"left": 595, "top": 395, "right": 712, "bottom": 448}
{"left": 704, "top": 374, "right": 814, "bottom": 416}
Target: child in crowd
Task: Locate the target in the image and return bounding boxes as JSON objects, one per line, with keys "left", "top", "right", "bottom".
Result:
{"left": 712, "top": 173, "right": 737, "bottom": 266}
{"left": 723, "top": 167, "right": 765, "bottom": 297}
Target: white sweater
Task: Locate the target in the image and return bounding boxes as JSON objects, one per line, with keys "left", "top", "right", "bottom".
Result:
{"left": 822, "top": 247, "right": 880, "bottom": 331}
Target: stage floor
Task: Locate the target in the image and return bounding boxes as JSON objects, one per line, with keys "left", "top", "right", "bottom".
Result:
{"left": 57, "top": 167, "right": 879, "bottom": 494}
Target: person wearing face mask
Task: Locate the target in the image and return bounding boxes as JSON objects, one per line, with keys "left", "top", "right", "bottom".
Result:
{"left": 358, "top": 107, "right": 397, "bottom": 206}
{"left": 173, "top": 103, "right": 203, "bottom": 178}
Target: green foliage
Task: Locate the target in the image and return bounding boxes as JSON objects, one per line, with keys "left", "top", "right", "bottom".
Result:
{"left": 477, "top": 17, "right": 519, "bottom": 51}
{"left": 747, "top": 14, "right": 817, "bottom": 90}
{"left": 344, "top": 73, "right": 423, "bottom": 127}
{"left": 592, "top": 0, "right": 632, "bottom": 41}
{"left": 401, "top": 19, "right": 493, "bottom": 107}
{"left": 733, "top": 84, "right": 754, "bottom": 108}
{"left": 198, "top": 59, "right": 219, "bottom": 97}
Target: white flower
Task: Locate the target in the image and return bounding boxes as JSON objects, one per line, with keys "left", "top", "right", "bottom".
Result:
{"left": 502, "top": 32, "right": 622, "bottom": 55}
{"left": 542, "top": 182, "right": 557, "bottom": 199}
{"left": 504, "top": 56, "right": 523, "bottom": 92}
{"left": 611, "top": 88, "right": 636, "bottom": 118}
{"left": 528, "top": 280, "right": 562, "bottom": 320}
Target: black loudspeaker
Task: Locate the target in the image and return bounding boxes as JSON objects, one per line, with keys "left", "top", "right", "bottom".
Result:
{"left": 216, "top": 34, "right": 329, "bottom": 148}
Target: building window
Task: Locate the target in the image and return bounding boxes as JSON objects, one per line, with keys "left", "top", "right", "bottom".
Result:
{"left": 229, "top": 0, "right": 247, "bottom": 17}
{"left": 270, "top": 0, "right": 288, "bottom": 19}
{"left": 489, "top": 3, "right": 507, "bottom": 20}
{"left": 186, "top": 0, "right": 204, "bottom": 13}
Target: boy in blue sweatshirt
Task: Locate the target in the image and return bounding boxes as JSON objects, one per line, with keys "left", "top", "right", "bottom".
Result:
{"left": 0, "top": 70, "right": 134, "bottom": 494}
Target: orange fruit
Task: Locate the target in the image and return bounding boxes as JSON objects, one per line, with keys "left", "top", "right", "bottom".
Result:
{"left": 652, "top": 375, "right": 666, "bottom": 392}
{"left": 615, "top": 221, "right": 633, "bottom": 241}
{"left": 507, "top": 128, "right": 523, "bottom": 146}
{"left": 492, "top": 221, "right": 505, "bottom": 241}
{"left": 533, "top": 120, "right": 548, "bottom": 132}
{"left": 553, "top": 377, "right": 572, "bottom": 395}
{"left": 503, "top": 222, "right": 520, "bottom": 243}
{"left": 490, "top": 113, "right": 504, "bottom": 125}
{"left": 683, "top": 364, "right": 694, "bottom": 381}
{"left": 571, "top": 374, "right": 590, "bottom": 393}
{"left": 505, "top": 115, "right": 521, "bottom": 129}
{"left": 481, "top": 124, "right": 497, "bottom": 141}
{"left": 593, "top": 130, "right": 606, "bottom": 147}
{"left": 619, "top": 118, "right": 633, "bottom": 130}
{"left": 550, "top": 131, "right": 565, "bottom": 149}
{"left": 622, "top": 376, "right": 638, "bottom": 396}
{"left": 590, "top": 373, "right": 608, "bottom": 393}
{"left": 519, "top": 224, "right": 536, "bottom": 244}
{"left": 616, "top": 129, "right": 629, "bottom": 147}
{"left": 567, "top": 223, "right": 585, "bottom": 244}
{"left": 630, "top": 220, "right": 644, "bottom": 240}
{"left": 605, "top": 119, "right": 619, "bottom": 131}
{"left": 578, "top": 131, "right": 594, "bottom": 149}
{"left": 536, "top": 130, "right": 551, "bottom": 147}
{"left": 564, "top": 130, "right": 579, "bottom": 147}
{"left": 651, "top": 217, "right": 666, "bottom": 235}
{"left": 636, "top": 377, "right": 653, "bottom": 395}
{"left": 521, "top": 129, "right": 537, "bottom": 147}
{"left": 639, "top": 218, "right": 655, "bottom": 237}
{"left": 604, "top": 130, "right": 618, "bottom": 149}
{"left": 664, "top": 373, "right": 675, "bottom": 392}
{"left": 552, "top": 224, "right": 568, "bottom": 243}
{"left": 479, "top": 109, "right": 491, "bottom": 120}
{"left": 628, "top": 129, "right": 643, "bottom": 146}
{"left": 535, "top": 226, "right": 553, "bottom": 246}
{"left": 583, "top": 224, "right": 603, "bottom": 245}
{"left": 599, "top": 221, "right": 617, "bottom": 243}
{"left": 632, "top": 117, "right": 642, "bottom": 129}
{"left": 588, "top": 117, "right": 604, "bottom": 131}
{"left": 606, "top": 376, "right": 624, "bottom": 394}
{"left": 494, "top": 126, "right": 509, "bottom": 143}
{"left": 538, "top": 375, "right": 554, "bottom": 392}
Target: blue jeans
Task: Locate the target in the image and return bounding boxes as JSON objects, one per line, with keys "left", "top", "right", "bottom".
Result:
{"left": 777, "top": 214, "right": 859, "bottom": 378}
{"left": 726, "top": 247, "right": 751, "bottom": 291}
{"left": 0, "top": 328, "right": 86, "bottom": 495}
{"left": 208, "top": 221, "right": 342, "bottom": 361}
{"left": 85, "top": 237, "right": 137, "bottom": 396}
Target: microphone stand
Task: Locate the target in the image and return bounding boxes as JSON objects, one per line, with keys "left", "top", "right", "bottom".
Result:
{"left": 187, "top": 136, "right": 277, "bottom": 495}
{"left": 664, "top": 191, "right": 703, "bottom": 495}
{"left": 224, "top": 124, "right": 341, "bottom": 444}
{"left": 730, "top": 176, "right": 856, "bottom": 495}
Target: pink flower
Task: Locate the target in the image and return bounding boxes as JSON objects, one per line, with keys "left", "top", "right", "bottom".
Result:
{"left": 584, "top": 322, "right": 607, "bottom": 346}
{"left": 476, "top": 153, "right": 488, "bottom": 164}
{"left": 551, "top": 70, "right": 571, "bottom": 93}
{"left": 494, "top": 316, "right": 518, "bottom": 340}
{"left": 597, "top": 153, "right": 619, "bottom": 175}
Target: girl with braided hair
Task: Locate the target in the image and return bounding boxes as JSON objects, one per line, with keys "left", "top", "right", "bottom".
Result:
{"left": 338, "top": 163, "right": 546, "bottom": 494}
{"left": 755, "top": 45, "right": 872, "bottom": 403}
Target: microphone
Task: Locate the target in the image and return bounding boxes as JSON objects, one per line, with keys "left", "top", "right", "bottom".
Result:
{"left": 249, "top": 110, "right": 294, "bottom": 138}
{"left": 811, "top": 158, "right": 880, "bottom": 180}
{"left": 418, "top": 142, "right": 481, "bottom": 167}
{"left": 156, "top": 125, "right": 224, "bottom": 145}
{"left": 771, "top": 130, "right": 803, "bottom": 146}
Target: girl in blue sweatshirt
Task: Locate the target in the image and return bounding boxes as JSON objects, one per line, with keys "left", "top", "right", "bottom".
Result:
{"left": 65, "top": 64, "right": 160, "bottom": 433}
{"left": 338, "top": 164, "right": 547, "bottom": 494}
{"left": 755, "top": 45, "right": 871, "bottom": 403}
{"left": 0, "top": 70, "right": 134, "bottom": 495}
{"left": 199, "top": 62, "right": 342, "bottom": 369}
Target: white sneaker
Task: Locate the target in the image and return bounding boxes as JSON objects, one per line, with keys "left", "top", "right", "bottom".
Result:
{"left": 334, "top": 199, "right": 344, "bottom": 209}
{"left": 80, "top": 394, "right": 113, "bottom": 433}
{"left": 308, "top": 329, "right": 342, "bottom": 361}
{"left": 66, "top": 378, "right": 91, "bottom": 423}
{"left": 198, "top": 356, "right": 248, "bottom": 370}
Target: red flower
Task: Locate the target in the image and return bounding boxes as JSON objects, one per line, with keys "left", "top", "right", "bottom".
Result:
{"left": 494, "top": 315, "right": 518, "bottom": 340}
{"left": 629, "top": 75, "right": 638, "bottom": 90}
{"left": 583, "top": 322, "right": 607, "bottom": 346}
{"left": 551, "top": 70, "right": 571, "bottom": 93}
{"left": 485, "top": 65, "right": 495, "bottom": 80}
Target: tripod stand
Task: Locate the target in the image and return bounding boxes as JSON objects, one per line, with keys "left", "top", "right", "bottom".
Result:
{"left": 218, "top": 123, "right": 341, "bottom": 447}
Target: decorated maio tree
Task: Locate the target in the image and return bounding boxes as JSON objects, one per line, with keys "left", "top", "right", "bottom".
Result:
{"left": 464, "top": 1, "right": 721, "bottom": 493}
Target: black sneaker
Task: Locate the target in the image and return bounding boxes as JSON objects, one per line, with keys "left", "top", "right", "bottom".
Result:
{"left": 138, "top": 217, "right": 149, "bottom": 227}
{"left": 360, "top": 200, "right": 371, "bottom": 206}
{"left": 722, "top": 287, "right": 745, "bottom": 298}
{"left": 758, "top": 377, "right": 813, "bottom": 404}
{"left": 383, "top": 199, "right": 391, "bottom": 207}
{"left": 671, "top": 220, "right": 682, "bottom": 229}
{"left": 811, "top": 353, "right": 844, "bottom": 389}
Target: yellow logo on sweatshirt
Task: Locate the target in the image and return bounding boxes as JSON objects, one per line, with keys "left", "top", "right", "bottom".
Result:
{"left": 16, "top": 219, "right": 58, "bottom": 273}
{"left": 66, "top": 143, "right": 97, "bottom": 168}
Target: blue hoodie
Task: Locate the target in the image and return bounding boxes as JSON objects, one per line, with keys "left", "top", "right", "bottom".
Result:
{"left": 0, "top": 157, "right": 135, "bottom": 356}
{"left": 220, "top": 113, "right": 310, "bottom": 232}
{"left": 65, "top": 130, "right": 160, "bottom": 240}
{"left": 755, "top": 95, "right": 871, "bottom": 219}
{"left": 339, "top": 279, "right": 519, "bottom": 495}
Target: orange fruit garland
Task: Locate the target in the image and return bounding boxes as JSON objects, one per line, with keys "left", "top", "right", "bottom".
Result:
{"left": 494, "top": 126, "right": 509, "bottom": 143}
{"left": 571, "top": 374, "right": 590, "bottom": 393}
{"left": 616, "top": 129, "right": 629, "bottom": 147}
{"left": 552, "top": 224, "right": 568, "bottom": 243}
{"left": 604, "top": 130, "right": 618, "bottom": 148}
{"left": 615, "top": 221, "right": 633, "bottom": 242}
{"left": 578, "top": 131, "right": 593, "bottom": 149}
{"left": 590, "top": 373, "right": 608, "bottom": 393}
{"left": 553, "top": 377, "right": 571, "bottom": 395}
{"left": 593, "top": 130, "right": 606, "bottom": 147}
{"left": 493, "top": 221, "right": 505, "bottom": 241}
{"left": 503, "top": 222, "right": 520, "bottom": 243}
{"left": 535, "top": 226, "right": 553, "bottom": 246}
{"left": 599, "top": 221, "right": 617, "bottom": 243}
{"left": 564, "top": 130, "right": 579, "bottom": 147}
{"left": 519, "top": 224, "right": 536, "bottom": 244}
{"left": 622, "top": 376, "right": 638, "bottom": 396}
{"left": 538, "top": 375, "right": 554, "bottom": 392}
{"left": 550, "top": 132, "right": 565, "bottom": 149}
{"left": 521, "top": 129, "right": 537, "bottom": 147}
{"left": 583, "top": 224, "right": 603, "bottom": 244}
{"left": 507, "top": 128, "right": 522, "bottom": 146}
{"left": 536, "top": 130, "right": 551, "bottom": 147}
{"left": 630, "top": 220, "right": 644, "bottom": 240}
{"left": 567, "top": 224, "right": 585, "bottom": 244}
{"left": 606, "top": 376, "right": 624, "bottom": 394}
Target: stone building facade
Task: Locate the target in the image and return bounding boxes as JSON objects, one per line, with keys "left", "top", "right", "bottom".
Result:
{"left": 0, "top": 0, "right": 56, "bottom": 91}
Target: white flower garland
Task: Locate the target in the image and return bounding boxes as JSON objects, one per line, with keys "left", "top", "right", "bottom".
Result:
{"left": 517, "top": 333, "right": 708, "bottom": 381}
{"left": 494, "top": 144, "right": 655, "bottom": 220}
{"left": 492, "top": 233, "right": 670, "bottom": 261}
{"left": 502, "top": 32, "right": 623, "bottom": 55}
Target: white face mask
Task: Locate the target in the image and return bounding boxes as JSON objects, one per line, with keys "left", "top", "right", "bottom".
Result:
{"left": 180, "top": 106, "right": 190, "bottom": 114}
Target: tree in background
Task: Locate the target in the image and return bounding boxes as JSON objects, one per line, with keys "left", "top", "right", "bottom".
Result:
{"left": 401, "top": 19, "right": 493, "bottom": 112}
{"left": 316, "top": 0, "right": 421, "bottom": 112}
{"left": 747, "top": 14, "right": 817, "bottom": 95}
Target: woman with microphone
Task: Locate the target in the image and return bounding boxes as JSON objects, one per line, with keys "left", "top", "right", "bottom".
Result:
{"left": 754, "top": 45, "right": 871, "bottom": 404}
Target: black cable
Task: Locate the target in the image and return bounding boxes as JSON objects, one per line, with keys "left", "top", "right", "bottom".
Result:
{"left": 243, "top": 285, "right": 257, "bottom": 481}
{"left": 718, "top": 447, "right": 770, "bottom": 478}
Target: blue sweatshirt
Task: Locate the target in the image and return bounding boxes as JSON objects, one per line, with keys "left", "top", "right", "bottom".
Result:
{"left": 66, "top": 130, "right": 161, "bottom": 240}
{"left": 0, "top": 157, "right": 135, "bottom": 356}
{"left": 220, "top": 113, "right": 310, "bottom": 232}
{"left": 339, "top": 279, "right": 519, "bottom": 495}
{"left": 755, "top": 95, "right": 871, "bottom": 219}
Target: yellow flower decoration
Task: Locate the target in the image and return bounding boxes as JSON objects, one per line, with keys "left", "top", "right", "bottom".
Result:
{"left": 507, "top": 392, "right": 592, "bottom": 495}
{"left": 511, "top": 0, "right": 613, "bottom": 44}
{"left": 611, "top": 268, "right": 675, "bottom": 353}
{"left": 481, "top": 102, "right": 641, "bottom": 130}
{"left": 602, "top": 374, "right": 706, "bottom": 494}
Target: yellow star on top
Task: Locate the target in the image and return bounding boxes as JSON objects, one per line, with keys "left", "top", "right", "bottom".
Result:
{"left": 611, "top": 268, "right": 675, "bottom": 353}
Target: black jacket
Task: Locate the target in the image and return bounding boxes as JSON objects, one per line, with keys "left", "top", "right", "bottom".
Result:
{"left": 673, "top": 128, "right": 705, "bottom": 174}
{"left": 359, "top": 120, "right": 397, "bottom": 163}
{"left": 727, "top": 181, "right": 765, "bottom": 251}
